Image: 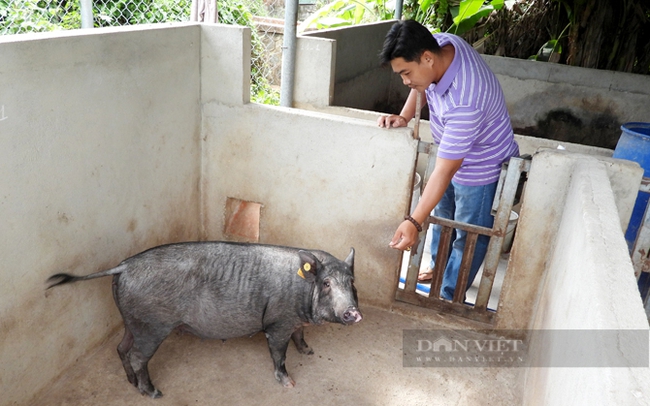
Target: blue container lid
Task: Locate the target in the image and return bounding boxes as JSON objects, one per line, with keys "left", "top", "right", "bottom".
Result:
{"left": 622, "top": 122, "right": 650, "bottom": 138}
{"left": 613, "top": 122, "right": 650, "bottom": 177}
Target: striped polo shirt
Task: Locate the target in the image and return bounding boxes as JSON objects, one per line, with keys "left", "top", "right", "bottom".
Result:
{"left": 426, "top": 33, "right": 519, "bottom": 186}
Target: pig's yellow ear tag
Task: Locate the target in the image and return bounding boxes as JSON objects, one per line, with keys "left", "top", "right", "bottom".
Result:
{"left": 297, "top": 263, "right": 311, "bottom": 279}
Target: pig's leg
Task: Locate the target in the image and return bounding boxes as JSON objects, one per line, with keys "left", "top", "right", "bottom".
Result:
{"left": 116, "top": 326, "right": 137, "bottom": 386}
{"left": 265, "top": 328, "right": 295, "bottom": 388}
{"left": 127, "top": 326, "right": 171, "bottom": 398}
{"left": 113, "top": 277, "right": 140, "bottom": 388}
{"left": 291, "top": 327, "right": 313, "bottom": 355}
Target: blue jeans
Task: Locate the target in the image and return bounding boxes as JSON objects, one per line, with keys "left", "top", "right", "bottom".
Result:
{"left": 429, "top": 180, "right": 497, "bottom": 300}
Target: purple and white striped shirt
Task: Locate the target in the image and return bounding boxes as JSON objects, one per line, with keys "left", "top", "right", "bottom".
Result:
{"left": 426, "top": 33, "right": 519, "bottom": 186}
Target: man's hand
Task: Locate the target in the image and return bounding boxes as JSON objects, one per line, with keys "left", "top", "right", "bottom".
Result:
{"left": 389, "top": 220, "right": 419, "bottom": 251}
{"left": 377, "top": 114, "right": 408, "bottom": 128}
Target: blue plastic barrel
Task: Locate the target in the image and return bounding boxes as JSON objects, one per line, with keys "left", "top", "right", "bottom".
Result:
{"left": 612, "top": 122, "right": 650, "bottom": 252}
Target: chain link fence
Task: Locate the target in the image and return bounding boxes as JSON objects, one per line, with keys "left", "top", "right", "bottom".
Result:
{"left": 0, "top": 0, "right": 323, "bottom": 104}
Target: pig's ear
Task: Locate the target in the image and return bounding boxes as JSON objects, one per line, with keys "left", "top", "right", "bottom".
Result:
{"left": 298, "top": 250, "right": 319, "bottom": 282}
{"left": 345, "top": 248, "right": 355, "bottom": 275}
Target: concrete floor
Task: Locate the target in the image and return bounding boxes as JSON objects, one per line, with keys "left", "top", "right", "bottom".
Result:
{"left": 32, "top": 306, "right": 522, "bottom": 406}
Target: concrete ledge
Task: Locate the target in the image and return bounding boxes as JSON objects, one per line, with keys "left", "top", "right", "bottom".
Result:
{"left": 522, "top": 155, "right": 650, "bottom": 405}
{"left": 483, "top": 54, "right": 650, "bottom": 96}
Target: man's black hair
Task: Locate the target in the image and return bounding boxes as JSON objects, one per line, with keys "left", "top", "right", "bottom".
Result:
{"left": 379, "top": 20, "right": 441, "bottom": 67}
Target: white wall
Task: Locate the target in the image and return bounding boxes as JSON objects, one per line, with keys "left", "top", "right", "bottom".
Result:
{"left": 498, "top": 151, "right": 643, "bottom": 332}
{"left": 201, "top": 24, "right": 251, "bottom": 106}
{"left": 0, "top": 24, "right": 203, "bottom": 405}
{"left": 294, "top": 35, "right": 336, "bottom": 108}
{"left": 521, "top": 153, "right": 650, "bottom": 404}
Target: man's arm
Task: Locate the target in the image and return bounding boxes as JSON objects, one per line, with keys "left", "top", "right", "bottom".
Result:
{"left": 389, "top": 157, "right": 463, "bottom": 250}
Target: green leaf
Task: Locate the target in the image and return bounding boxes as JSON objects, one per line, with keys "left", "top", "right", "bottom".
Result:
{"left": 317, "top": 16, "right": 352, "bottom": 28}
{"left": 453, "top": 0, "right": 484, "bottom": 26}
{"left": 490, "top": 0, "right": 504, "bottom": 10}
{"left": 448, "top": 4, "right": 494, "bottom": 35}
{"left": 419, "top": 0, "right": 433, "bottom": 13}
{"left": 352, "top": 3, "right": 365, "bottom": 23}
{"left": 534, "top": 39, "right": 562, "bottom": 62}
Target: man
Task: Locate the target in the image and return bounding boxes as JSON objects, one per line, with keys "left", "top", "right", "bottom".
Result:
{"left": 379, "top": 20, "right": 519, "bottom": 301}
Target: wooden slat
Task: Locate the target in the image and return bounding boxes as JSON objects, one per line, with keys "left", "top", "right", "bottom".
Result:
{"left": 428, "top": 215, "right": 494, "bottom": 237}
{"left": 453, "top": 232, "right": 478, "bottom": 304}
{"left": 395, "top": 289, "right": 495, "bottom": 324}
{"left": 403, "top": 223, "right": 428, "bottom": 293}
{"left": 430, "top": 226, "right": 453, "bottom": 298}
{"left": 475, "top": 158, "right": 526, "bottom": 310}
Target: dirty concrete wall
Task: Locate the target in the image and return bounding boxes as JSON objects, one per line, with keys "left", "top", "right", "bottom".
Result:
{"left": 520, "top": 154, "right": 650, "bottom": 404}
{"left": 201, "top": 102, "right": 418, "bottom": 308}
{"left": 497, "top": 150, "right": 643, "bottom": 332}
{"left": 485, "top": 55, "right": 650, "bottom": 149}
{"left": 0, "top": 25, "right": 202, "bottom": 405}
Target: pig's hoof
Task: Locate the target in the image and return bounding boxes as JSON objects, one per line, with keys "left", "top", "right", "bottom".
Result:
{"left": 140, "top": 388, "right": 163, "bottom": 398}
{"left": 282, "top": 377, "right": 296, "bottom": 388}
{"left": 150, "top": 389, "right": 163, "bottom": 399}
{"left": 296, "top": 345, "right": 314, "bottom": 355}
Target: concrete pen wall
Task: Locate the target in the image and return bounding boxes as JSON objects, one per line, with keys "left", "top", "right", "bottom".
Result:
{"left": 520, "top": 151, "right": 650, "bottom": 404}
{"left": 0, "top": 24, "right": 203, "bottom": 405}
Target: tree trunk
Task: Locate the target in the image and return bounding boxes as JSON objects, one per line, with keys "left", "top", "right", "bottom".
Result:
{"left": 566, "top": 0, "right": 648, "bottom": 74}
{"left": 566, "top": 0, "right": 607, "bottom": 69}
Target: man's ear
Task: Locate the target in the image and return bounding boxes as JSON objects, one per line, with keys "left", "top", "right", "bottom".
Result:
{"left": 421, "top": 50, "right": 435, "bottom": 66}
{"left": 298, "top": 250, "right": 319, "bottom": 282}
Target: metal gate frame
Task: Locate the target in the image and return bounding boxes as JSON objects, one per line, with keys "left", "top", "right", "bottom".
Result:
{"left": 395, "top": 141, "right": 531, "bottom": 325}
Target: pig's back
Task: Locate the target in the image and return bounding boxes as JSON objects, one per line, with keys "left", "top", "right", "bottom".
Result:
{"left": 113, "top": 242, "right": 311, "bottom": 340}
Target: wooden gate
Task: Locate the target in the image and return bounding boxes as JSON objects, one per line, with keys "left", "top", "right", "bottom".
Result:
{"left": 395, "top": 145, "right": 531, "bottom": 325}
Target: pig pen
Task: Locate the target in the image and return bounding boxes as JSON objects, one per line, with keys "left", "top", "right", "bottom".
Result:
{"left": 1, "top": 23, "right": 650, "bottom": 406}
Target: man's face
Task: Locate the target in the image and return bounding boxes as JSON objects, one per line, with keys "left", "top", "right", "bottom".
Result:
{"left": 390, "top": 55, "right": 435, "bottom": 92}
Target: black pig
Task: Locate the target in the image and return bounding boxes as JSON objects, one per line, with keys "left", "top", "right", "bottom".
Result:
{"left": 46, "top": 241, "right": 362, "bottom": 398}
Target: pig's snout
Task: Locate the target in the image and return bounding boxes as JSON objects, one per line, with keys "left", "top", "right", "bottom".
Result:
{"left": 343, "top": 307, "right": 363, "bottom": 324}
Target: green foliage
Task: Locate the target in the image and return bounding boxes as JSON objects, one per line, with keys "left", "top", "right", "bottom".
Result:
{"left": 447, "top": 0, "right": 503, "bottom": 35}
{"left": 299, "top": 0, "right": 393, "bottom": 31}
{"left": 529, "top": 21, "right": 570, "bottom": 62}
{"left": 0, "top": 0, "right": 188, "bottom": 34}
{"left": 218, "top": 0, "right": 280, "bottom": 105}
{"left": 0, "top": 0, "right": 81, "bottom": 34}
{"left": 300, "top": 0, "right": 502, "bottom": 34}
{"left": 93, "top": 0, "right": 190, "bottom": 26}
